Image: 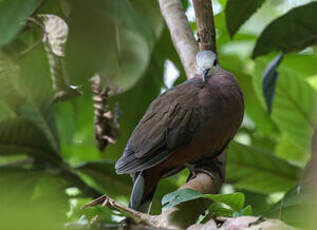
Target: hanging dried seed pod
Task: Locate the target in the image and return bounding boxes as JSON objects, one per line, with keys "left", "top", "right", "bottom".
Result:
{"left": 90, "top": 74, "right": 120, "bottom": 152}
{"left": 30, "top": 15, "right": 81, "bottom": 103}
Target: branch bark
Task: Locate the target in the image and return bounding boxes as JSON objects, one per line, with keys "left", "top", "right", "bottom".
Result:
{"left": 192, "top": 0, "right": 217, "bottom": 53}
{"left": 158, "top": 0, "right": 198, "bottom": 79}
{"left": 154, "top": 152, "right": 226, "bottom": 229}
{"left": 156, "top": 0, "right": 225, "bottom": 228}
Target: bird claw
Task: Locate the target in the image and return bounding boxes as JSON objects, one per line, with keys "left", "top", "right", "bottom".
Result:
{"left": 189, "top": 168, "right": 217, "bottom": 182}
{"left": 186, "top": 157, "right": 224, "bottom": 182}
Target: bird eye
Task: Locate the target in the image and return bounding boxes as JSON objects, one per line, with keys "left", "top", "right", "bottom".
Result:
{"left": 213, "top": 59, "right": 218, "bottom": 66}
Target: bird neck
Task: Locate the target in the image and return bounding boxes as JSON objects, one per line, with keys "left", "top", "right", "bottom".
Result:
{"left": 197, "top": 65, "right": 223, "bottom": 77}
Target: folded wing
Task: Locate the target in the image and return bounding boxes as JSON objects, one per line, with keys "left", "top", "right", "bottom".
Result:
{"left": 115, "top": 80, "right": 201, "bottom": 174}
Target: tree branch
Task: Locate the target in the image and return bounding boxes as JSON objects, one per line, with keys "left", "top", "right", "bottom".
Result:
{"left": 192, "top": 0, "right": 217, "bottom": 53}
{"left": 158, "top": 0, "right": 198, "bottom": 79}
{"left": 83, "top": 194, "right": 155, "bottom": 226}
{"left": 155, "top": 0, "right": 225, "bottom": 228}
{"left": 86, "top": 0, "right": 225, "bottom": 228}
{"left": 154, "top": 153, "right": 226, "bottom": 229}
{"left": 80, "top": 196, "right": 295, "bottom": 230}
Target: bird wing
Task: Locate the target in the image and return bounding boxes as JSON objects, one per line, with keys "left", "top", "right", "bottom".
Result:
{"left": 115, "top": 79, "right": 202, "bottom": 174}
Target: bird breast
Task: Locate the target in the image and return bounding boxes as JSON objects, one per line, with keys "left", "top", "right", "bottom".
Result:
{"left": 192, "top": 73, "right": 244, "bottom": 156}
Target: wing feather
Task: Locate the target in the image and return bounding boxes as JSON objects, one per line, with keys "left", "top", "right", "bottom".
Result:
{"left": 115, "top": 79, "right": 202, "bottom": 174}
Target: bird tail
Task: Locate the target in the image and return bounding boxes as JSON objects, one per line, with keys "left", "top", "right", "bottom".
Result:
{"left": 129, "top": 171, "right": 156, "bottom": 213}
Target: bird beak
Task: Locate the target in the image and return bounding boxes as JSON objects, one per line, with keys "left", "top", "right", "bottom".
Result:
{"left": 202, "top": 69, "right": 210, "bottom": 82}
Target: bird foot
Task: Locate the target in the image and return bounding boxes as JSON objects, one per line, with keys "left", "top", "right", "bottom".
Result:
{"left": 186, "top": 157, "right": 224, "bottom": 182}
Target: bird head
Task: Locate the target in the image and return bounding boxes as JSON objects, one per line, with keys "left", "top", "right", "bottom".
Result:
{"left": 196, "top": 50, "right": 221, "bottom": 82}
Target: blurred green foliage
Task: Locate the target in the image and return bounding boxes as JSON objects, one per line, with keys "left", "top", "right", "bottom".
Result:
{"left": 0, "top": 0, "right": 317, "bottom": 229}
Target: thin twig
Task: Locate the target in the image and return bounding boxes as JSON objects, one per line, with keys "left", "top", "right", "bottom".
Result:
{"left": 82, "top": 194, "right": 155, "bottom": 226}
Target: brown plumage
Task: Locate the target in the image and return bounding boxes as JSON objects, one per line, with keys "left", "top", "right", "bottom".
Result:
{"left": 115, "top": 51, "right": 244, "bottom": 213}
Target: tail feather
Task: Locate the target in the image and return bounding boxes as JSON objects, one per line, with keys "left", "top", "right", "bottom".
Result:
{"left": 129, "top": 171, "right": 156, "bottom": 213}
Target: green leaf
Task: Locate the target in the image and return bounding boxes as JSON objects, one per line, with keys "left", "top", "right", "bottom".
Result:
{"left": 203, "top": 192, "right": 245, "bottom": 211}
{"left": 161, "top": 189, "right": 203, "bottom": 210}
{"left": 254, "top": 57, "right": 317, "bottom": 151}
{"left": 225, "top": 0, "right": 265, "bottom": 37}
{"left": 240, "top": 189, "right": 270, "bottom": 216}
{"left": 0, "top": 166, "right": 68, "bottom": 207}
{"left": 220, "top": 54, "right": 278, "bottom": 136}
{"left": 181, "top": 0, "right": 189, "bottom": 10}
{"left": 281, "top": 54, "right": 317, "bottom": 77}
{"left": 209, "top": 202, "right": 234, "bottom": 217}
{"left": 266, "top": 187, "right": 300, "bottom": 217}
{"left": 253, "top": 2, "right": 317, "bottom": 58}
{"left": 275, "top": 134, "right": 309, "bottom": 165}
{"left": 227, "top": 142, "right": 301, "bottom": 194}
{"left": 58, "top": 39, "right": 166, "bottom": 163}
{"left": 0, "top": 46, "right": 61, "bottom": 160}
{"left": 162, "top": 189, "right": 246, "bottom": 215}
{"left": 75, "top": 161, "right": 131, "bottom": 197}
{"left": 16, "top": 46, "right": 60, "bottom": 153}
{"left": 36, "top": 0, "right": 65, "bottom": 17}
{"left": 65, "top": 0, "right": 159, "bottom": 91}
{"left": 0, "top": 0, "right": 42, "bottom": 46}
{"left": 0, "top": 55, "right": 25, "bottom": 113}
{"left": 262, "top": 53, "right": 284, "bottom": 114}
{"left": 272, "top": 69, "right": 317, "bottom": 150}
{"left": 208, "top": 199, "right": 251, "bottom": 217}
{"left": 57, "top": 97, "right": 100, "bottom": 163}
{"left": 132, "top": 0, "right": 163, "bottom": 39}
{"left": 0, "top": 118, "right": 62, "bottom": 163}
{"left": 265, "top": 187, "right": 310, "bottom": 227}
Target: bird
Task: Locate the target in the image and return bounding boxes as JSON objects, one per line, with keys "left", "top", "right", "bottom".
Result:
{"left": 115, "top": 50, "right": 244, "bottom": 213}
